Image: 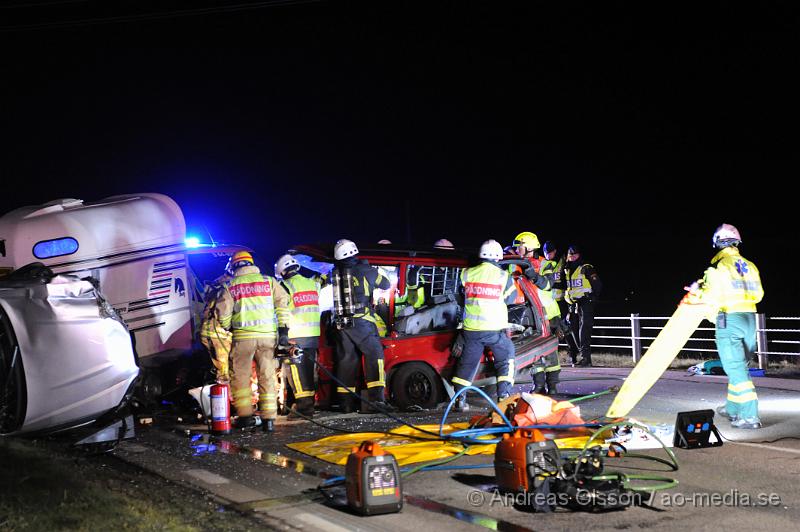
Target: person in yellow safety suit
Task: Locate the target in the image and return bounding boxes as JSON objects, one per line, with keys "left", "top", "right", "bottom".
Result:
{"left": 331, "top": 239, "right": 394, "bottom": 413}
{"left": 531, "top": 241, "right": 564, "bottom": 395}
{"left": 216, "top": 251, "right": 288, "bottom": 432}
{"left": 452, "top": 240, "right": 518, "bottom": 412}
{"left": 199, "top": 271, "right": 233, "bottom": 382}
{"left": 275, "top": 253, "right": 322, "bottom": 418}
{"left": 685, "top": 223, "right": 764, "bottom": 429}
{"left": 564, "top": 244, "right": 602, "bottom": 367}
{"left": 395, "top": 265, "right": 426, "bottom": 315}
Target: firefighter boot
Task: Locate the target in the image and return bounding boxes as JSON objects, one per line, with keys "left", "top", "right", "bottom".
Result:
{"left": 532, "top": 372, "right": 547, "bottom": 394}
{"left": 545, "top": 370, "right": 560, "bottom": 396}
{"left": 235, "top": 416, "right": 261, "bottom": 430}
{"left": 287, "top": 398, "right": 315, "bottom": 419}
{"left": 262, "top": 419, "right": 275, "bottom": 433}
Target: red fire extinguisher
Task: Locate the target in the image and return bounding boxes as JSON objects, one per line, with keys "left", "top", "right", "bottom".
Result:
{"left": 210, "top": 383, "right": 231, "bottom": 434}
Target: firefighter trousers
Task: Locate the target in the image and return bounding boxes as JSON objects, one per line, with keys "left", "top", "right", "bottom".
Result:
{"left": 286, "top": 340, "right": 317, "bottom": 412}
{"left": 566, "top": 300, "right": 595, "bottom": 364}
{"left": 334, "top": 318, "right": 386, "bottom": 403}
{"left": 201, "top": 333, "right": 232, "bottom": 380}
{"left": 531, "top": 349, "right": 560, "bottom": 395}
{"left": 230, "top": 336, "right": 278, "bottom": 420}
{"left": 452, "top": 330, "right": 515, "bottom": 397}
{"left": 716, "top": 312, "right": 759, "bottom": 420}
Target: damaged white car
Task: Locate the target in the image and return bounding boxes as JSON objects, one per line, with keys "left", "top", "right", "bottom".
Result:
{"left": 0, "top": 264, "right": 138, "bottom": 440}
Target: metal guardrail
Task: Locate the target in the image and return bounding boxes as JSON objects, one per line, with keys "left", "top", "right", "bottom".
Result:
{"left": 559, "top": 313, "right": 800, "bottom": 369}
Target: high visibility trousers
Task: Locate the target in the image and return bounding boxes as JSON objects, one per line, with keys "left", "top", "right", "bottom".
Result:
{"left": 201, "top": 333, "right": 232, "bottom": 380}
{"left": 716, "top": 312, "right": 759, "bottom": 420}
{"left": 531, "top": 350, "right": 560, "bottom": 394}
{"left": 230, "top": 337, "right": 278, "bottom": 420}
{"left": 566, "top": 301, "right": 595, "bottom": 364}
{"left": 287, "top": 346, "right": 317, "bottom": 410}
{"left": 452, "top": 330, "right": 515, "bottom": 397}
{"left": 335, "top": 318, "right": 386, "bottom": 402}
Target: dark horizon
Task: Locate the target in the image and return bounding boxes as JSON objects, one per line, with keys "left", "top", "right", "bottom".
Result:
{"left": 2, "top": 0, "right": 796, "bottom": 316}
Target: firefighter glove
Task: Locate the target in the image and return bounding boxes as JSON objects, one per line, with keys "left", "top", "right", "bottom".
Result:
{"left": 451, "top": 332, "right": 465, "bottom": 359}
{"left": 524, "top": 267, "right": 539, "bottom": 281}
{"left": 278, "top": 326, "right": 289, "bottom": 346}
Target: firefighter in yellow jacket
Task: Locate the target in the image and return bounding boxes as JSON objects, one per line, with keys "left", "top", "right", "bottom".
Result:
{"left": 216, "top": 251, "right": 288, "bottom": 432}
{"left": 275, "top": 253, "right": 321, "bottom": 418}
{"left": 199, "top": 272, "right": 233, "bottom": 382}
{"left": 452, "top": 240, "right": 518, "bottom": 411}
{"left": 687, "top": 224, "right": 764, "bottom": 429}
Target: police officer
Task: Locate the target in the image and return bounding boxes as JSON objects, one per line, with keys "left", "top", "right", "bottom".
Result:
{"left": 687, "top": 224, "right": 764, "bottom": 429}
{"left": 531, "top": 241, "right": 564, "bottom": 395}
{"left": 452, "top": 240, "right": 518, "bottom": 411}
{"left": 544, "top": 241, "right": 568, "bottom": 321}
{"left": 275, "top": 253, "right": 322, "bottom": 418}
{"left": 332, "top": 239, "right": 393, "bottom": 413}
{"left": 564, "top": 244, "right": 602, "bottom": 367}
{"left": 199, "top": 270, "right": 233, "bottom": 382}
{"left": 216, "top": 251, "right": 288, "bottom": 432}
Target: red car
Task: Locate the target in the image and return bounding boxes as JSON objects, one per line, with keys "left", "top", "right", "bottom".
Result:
{"left": 289, "top": 243, "right": 558, "bottom": 410}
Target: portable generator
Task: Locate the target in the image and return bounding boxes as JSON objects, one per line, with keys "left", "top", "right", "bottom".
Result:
{"left": 345, "top": 441, "right": 403, "bottom": 515}
{"left": 494, "top": 429, "right": 560, "bottom": 491}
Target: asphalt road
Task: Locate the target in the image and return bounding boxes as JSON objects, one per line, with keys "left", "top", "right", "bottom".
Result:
{"left": 112, "top": 368, "right": 800, "bottom": 531}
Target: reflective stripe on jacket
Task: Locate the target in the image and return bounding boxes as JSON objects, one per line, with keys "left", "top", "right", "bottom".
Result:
{"left": 277, "top": 274, "right": 321, "bottom": 338}
{"left": 461, "top": 262, "right": 515, "bottom": 331}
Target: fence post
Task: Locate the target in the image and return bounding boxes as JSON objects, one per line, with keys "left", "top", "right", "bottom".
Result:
{"left": 756, "top": 313, "right": 768, "bottom": 370}
{"left": 630, "top": 313, "right": 642, "bottom": 363}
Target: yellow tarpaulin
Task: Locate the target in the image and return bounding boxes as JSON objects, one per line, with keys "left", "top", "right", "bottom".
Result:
{"left": 606, "top": 302, "right": 710, "bottom": 418}
{"left": 287, "top": 423, "right": 592, "bottom": 466}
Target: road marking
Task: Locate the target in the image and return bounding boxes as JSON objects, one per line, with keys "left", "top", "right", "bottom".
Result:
{"left": 729, "top": 441, "right": 800, "bottom": 455}
{"left": 294, "top": 512, "right": 352, "bottom": 532}
{"left": 185, "top": 468, "right": 231, "bottom": 484}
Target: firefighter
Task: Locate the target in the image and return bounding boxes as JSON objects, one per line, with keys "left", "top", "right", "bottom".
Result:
{"left": 452, "top": 240, "right": 518, "bottom": 412}
{"left": 686, "top": 224, "right": 764, "bottom": 429}
{"left": 199, "top": 270, "right": 233, "bottom": 382}
{"left": 275, "top": 253, "right": 321, "bottom": 418}
{"left": 564, "top": 244, "right": 602, "bottom": 367}
{"left": 331, "top": 239, "right": 393, "bottom": 413}
{"left": 216, "top": 251, "right": 287, "bottom": 432}
{"left": 395, "top": 265, "right": 426, "bottom": 314}
{"left": 531, "top": 241, "right": 564, "bottom": 395}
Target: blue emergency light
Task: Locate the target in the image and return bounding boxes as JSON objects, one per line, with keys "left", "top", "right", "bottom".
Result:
{"left": 184, "top": 236, "right": 202, "bottom": 248}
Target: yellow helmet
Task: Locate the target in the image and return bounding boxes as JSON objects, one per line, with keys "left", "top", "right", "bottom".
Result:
{"left": 229, "top": 250, "right": 254, "bottom": 271}
{"left": 513, "top": 231, "right": 540, "bottom": 251}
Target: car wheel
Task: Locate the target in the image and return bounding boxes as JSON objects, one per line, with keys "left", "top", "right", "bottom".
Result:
{"left": 390, "top": 362, "right": 442, "bottom": 410}
{"left": 0, "top": 308, "right": 26, "bottom": 434}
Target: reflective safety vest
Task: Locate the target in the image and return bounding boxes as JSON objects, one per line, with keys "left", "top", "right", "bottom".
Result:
{"left": 229, "top": 272, "right": 277, "bottom": 339}
{"left": 461, "top": 262, "right": 514, "bottom": 331}
{"left": 565, "top": 263, "right": 594, "bottom": 303}
{"left": 551, "top": 257, "right": 565, "bottom": 302}
{"left": 278, "top": 274, "right": 321, "bottom": 339}
{"left": 538, "top": 259, "right": 561, "bottom": 320}
{"left": 701, "top": 247, "right": 764, "bottom": 313}
{"left": 396, "top": 274, "right": 426, "bottom": 309}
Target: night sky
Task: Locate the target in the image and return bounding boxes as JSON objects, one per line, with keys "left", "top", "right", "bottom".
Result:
{"left": 2, "top": 1, "right": 797, "bottom": 316}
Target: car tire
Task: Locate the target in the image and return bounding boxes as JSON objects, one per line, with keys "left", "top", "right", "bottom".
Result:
{"left": 0, "top": 308, "right": 27, "bottom": 434}
{"left": 390, "top": 362, "right": 442, "bottom": 411}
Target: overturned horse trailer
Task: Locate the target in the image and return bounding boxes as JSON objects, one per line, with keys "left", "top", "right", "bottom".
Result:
{"left": 0, "top": 193, "right": 247, "bottom": 370}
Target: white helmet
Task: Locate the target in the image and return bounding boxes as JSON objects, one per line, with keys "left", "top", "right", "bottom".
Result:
{"left": 334, "top": 239, "right": 359, "bottom": 260}
{"left": 377, "top": 239, "right": 392, "bottom": 245}
{"left": 275, "top": 254, "right": 299, "bottom": 277}
{"left": 479, "top": 239, "right": 503, "bottom": 261}
{"left": 434, "top": 238, "right": 454, "bottom": 249}
{"left": 712, "top": 223, "right": 741, "bottom": 248}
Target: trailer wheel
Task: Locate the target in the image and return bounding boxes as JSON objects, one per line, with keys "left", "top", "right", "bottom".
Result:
{"left": 390, "top": 362, "right": 442, "bottom": 410}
